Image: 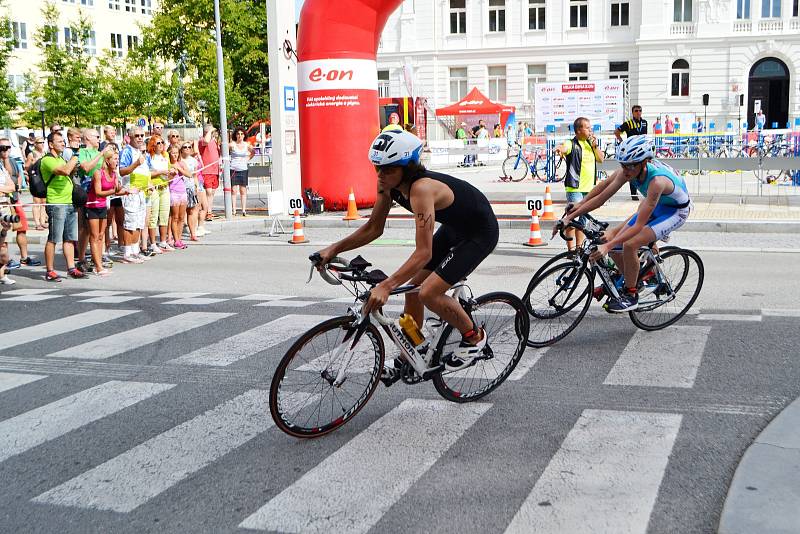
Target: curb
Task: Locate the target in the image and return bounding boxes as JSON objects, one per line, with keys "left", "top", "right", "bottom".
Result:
{"left": 717, "top": 396, "right": 800, "bottom": 534}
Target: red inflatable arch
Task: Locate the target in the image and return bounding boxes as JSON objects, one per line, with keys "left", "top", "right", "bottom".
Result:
{"left": 297, "top": 0, "right": 403, "bottom": 209}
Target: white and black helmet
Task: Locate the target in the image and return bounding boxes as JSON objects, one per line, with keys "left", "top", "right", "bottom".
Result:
{"left": 368, "top": 130, "right": 423, "bottom": 167}
{"left": 616, "top": 135, "right": 654, "bottom": 164}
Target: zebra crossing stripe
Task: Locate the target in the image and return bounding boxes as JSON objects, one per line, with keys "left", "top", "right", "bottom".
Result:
{"left": 46, "top": 312, "right": 234, "bottom": 360}
{"left": 34, "top": 389, "right": 301, "bottom": 513}
{"left": 603, "top": 326, "right": 711, "bottom": 388}
{"left": 239, "top": 398, "right": 491, "bottom": 533}
{"left": 0, "top": 309, "right": 140, "bottom": 350}
{"left": 0, "top": 381, "right": 173, "bottom": 463}
{"left": 0, "top": 372, "right": 46, "bottom": 393}
{"left": 508, "top": 349, "right": 547, "bottom": 381}
{"left": 169, "top": 314, "right": 333, "bottom": 366}
{"left": 504, "top": 409, "right": 682, "bottom": 534}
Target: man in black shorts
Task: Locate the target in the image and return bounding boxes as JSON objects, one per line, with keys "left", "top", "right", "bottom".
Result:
{"left": 615, "top": 105, "right": 648, "bottom": 200}
{"left": 317, "top": 130, "right": 499, "bottom": 370}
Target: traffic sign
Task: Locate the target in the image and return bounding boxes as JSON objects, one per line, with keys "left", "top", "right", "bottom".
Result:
{"left": 525, "top": 196, "right": 544, "bottom": 213}
{"left": 137, "top": 118, "right": 147, "bottom": 128}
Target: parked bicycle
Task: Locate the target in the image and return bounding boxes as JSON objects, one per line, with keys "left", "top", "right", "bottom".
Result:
{"left": 269, "top": 253, "right": 530, "bottom": 438}
{"left": 522, "top": 213, "right": 704, "bottom": 347}
{"left": 501, "top": 142, "right": 565, "bottom": 183}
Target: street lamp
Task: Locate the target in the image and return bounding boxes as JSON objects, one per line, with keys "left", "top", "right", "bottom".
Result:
{"left": 197, "top": 100, "right": 207, "bottom": 128}
{"left": 36, "top": 97, "right": 46, "bottom": 138}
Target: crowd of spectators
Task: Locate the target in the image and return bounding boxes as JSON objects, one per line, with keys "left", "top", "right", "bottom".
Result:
{"left": 0, "top": 122, "right": 253, "bottom": 285}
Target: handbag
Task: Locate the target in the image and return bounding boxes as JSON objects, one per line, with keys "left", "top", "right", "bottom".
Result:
{"left": 71, "top": 176, "right": 88, "bottom": 207}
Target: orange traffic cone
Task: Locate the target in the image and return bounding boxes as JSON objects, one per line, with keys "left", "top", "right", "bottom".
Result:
{"left": 523, "top": 209, "right": 547, "bottom": 247}
{"left": 343, "top": 188, "right": 360, "bottom": 221}
{"left": 288, "top": 209, "right": 309, "bottom": 244}
{"left": 541, "top": 186, "right": 556, "bottom": 220}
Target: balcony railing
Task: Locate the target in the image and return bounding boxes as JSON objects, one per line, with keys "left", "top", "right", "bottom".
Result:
{"left": 790, "top": 18, "right": 800, "bottom": 31}
{"left": 732, "top": 20, "right": 751, "bottom": 32}
{"left": 670, "top": 22, "right": 697, "bottom": 36}
{"left": 758, "top": 19, "right": 783, "bottom": 32}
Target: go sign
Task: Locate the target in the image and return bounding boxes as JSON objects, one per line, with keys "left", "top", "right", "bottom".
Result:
{"left": 288, "top": 197, "right": 305, "bottom": 214}
{"left": 525, "top": 196, "right": 544, "bottom": 213}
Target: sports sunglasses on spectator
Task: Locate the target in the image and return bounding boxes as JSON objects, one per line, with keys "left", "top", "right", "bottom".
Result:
{"left": 180, "top": 145, "right": 191, "bottom": 149}
{"left": 133, "top": 134, "right": 145, "bottom": 138}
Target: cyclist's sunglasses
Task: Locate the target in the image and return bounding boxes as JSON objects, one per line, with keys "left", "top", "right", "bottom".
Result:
{"left": 620, "top": 162, "right": 641, "bottom": 170}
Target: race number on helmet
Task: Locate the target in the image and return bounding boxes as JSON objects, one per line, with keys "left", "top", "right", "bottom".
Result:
{"left": 369, "top": 130, "right": 423, "bottom": 167}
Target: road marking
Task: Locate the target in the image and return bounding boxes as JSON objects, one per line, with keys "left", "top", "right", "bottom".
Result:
{"left": 603, "top": 326, "right": 711, "bottom": 388}
{"left": 508, "top": 349, "right": 547, "bottom": 381}
{"left": 69, "top": 290, "right": 131, "bottom": 297}
{"left": 46, "top": 312, "right": 234, "bottom": 360}
{"left": 505, "top": 409, "right": 682, "bottom": 534}
{"left": 696, "top": 313, "right": 761, "bottom": 322}
{"left": 0, "top": 309, "right": 140, "bottom": 351}
{"left": 254, "top": 300, "right": 318, "bottom": 308}
{"left": 162, "top": 297, "right": 229, "bottom": 305}
{"left": 148, "top": 292, "right": 208, "bottom": 299}
{"left": 0, "top": 289, "right": 59, "bottom": 296}
{"left": 169, "top": 314, "right": 333, "bottom": 366}
{"left": 79, "top": 296, "right": 143, "bottom": 304}
{"left": 239, "top": 398, "right": 491, "bottom": 533}
{"left": 0, "top": 372, "right": 46, "bottom": 393}
{"left": 762, "top": 308, "right": 800, "bottom": 318}
{"left": 33, "top": 389, "right": 284, "bottom": 513}
{"left": 325, "top": 296, "right": 360, "bottom": 304}
{"left": 0, "top": 381, "right": 173, "bottom": 462}
{"left": 234, "top": 294, "right": 291, "bottom": 301}
{"left": 1, "top": 294, "right": 65, "bottom": 302}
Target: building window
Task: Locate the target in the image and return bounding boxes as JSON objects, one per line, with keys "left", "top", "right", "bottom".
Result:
{"left": 84, "top": 30, "right": 96, "bottom": 55}
{"left": 62, "top": 0, "right": 75, "bottom": 3}
{"left": 127, "top": 34, "right": 139, "bottom": 50}
{"left": 449, "top": 67, "right": 467, "bottom": 102}
{"left": 488, "top": 66, "right": 506, "bottom": 101}
{"left": 489, "top": 0, "right": 505, "bottom": 32}
{"left": 568, "top": 62, "right": 588, "bottom": 81}
{"left": 737, "top": 0, "right": 751, "bottom": 18}
{"left": 377, "top": 69, "right": 390, "bottom": 98}
{"left": 108, "top": 0, "right": 120, "bottom": 9}
{"left": 670, "top": 59, "right": 690, "bottom": 97}
{"left": 43, "top": 25, "right": 58, "bottom": 48}
{"left": 761, "top": 0, "right": 780, "bottom": 17}
{"left": 11, "top": 22, "right": 27, "bottom": 49}
{"left": 528, "top": 0, "right": 545, "bottom": 30}
{"left": 140, "top": 0, "right": 151, "bottom": 15}
{"left": 611, "top": 1, "right": 629, "bottom": 26}
{"left": 570, "top": 0, "right": 588, "bottom": 28}
{"left": 674, "top": 0, "right": 692, "bottom": 21}
{"left": 7, "top": 74, "right": 29, "bottom": 99}
{"left": 63, "top": 27, "right": 80, "bottom": 51}
{"left": 609, "top": 61, "right": 629, "bottom": 80}
{"left": 124, "top": 0, "right": 135, "bottom": 12}
{"left": 794, "top": 0, "right": 798, "bottom": 16}
{"left": 80, "top": 0, "right": 94, "bottom": 6}
{"left": 527, "top": 64, "right": 546, "bottom": 100}
{"left": 110, "top": 33, "right": 123, "bottom": 57}
{"left": 450, "top": 0, "right": 466, "bottom": 34}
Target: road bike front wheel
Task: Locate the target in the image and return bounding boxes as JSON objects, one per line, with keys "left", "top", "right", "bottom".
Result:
{"left": 524, "top": 261, "right": 592, "bottom": 347}
{"left": 629, "top": 248, "right": 704, "bottom": 331}
{"left": 502, "top": 156, "right": 529, "bottom": 182}
{"left": 269, "top": 315, "right": 385, "bottom": 438}
{"left": 524, "top": 250, "right": 579, "bottom": 315}
{"left": 433, "top": 292, "right": 529, "bottom": 402}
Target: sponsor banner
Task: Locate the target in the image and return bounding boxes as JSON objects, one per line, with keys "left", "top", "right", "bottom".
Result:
{"left": 534, "top": 80, "right": 624, "bottom": 132}
{"left": 298, "top": 59, "right": 378, "bottom": 92}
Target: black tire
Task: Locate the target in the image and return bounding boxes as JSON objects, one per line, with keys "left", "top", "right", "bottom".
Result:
{"left": 432, "top": 292, "right": 529, "bottom": 402}
{"left": 553, "top": 155, "right": 567, "bottom": 182}
{"left": 525, "top": 261, "right": 592, "bottom": 347}
{"left": 629, "top": 248, "right": 704, "bottom": 331}
{"left": 502, "top": 155, "right": 529, "bottom": 182}
{"left": 524, "top": 249, "right": 579, "bottom": 315}
{"left": 269, "top": 315, "right": 384, "bottom": 438}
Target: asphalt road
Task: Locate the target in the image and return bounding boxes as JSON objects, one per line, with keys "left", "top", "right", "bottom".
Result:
{"left": 1, "top": 238, "right": 799, "bottom": 533}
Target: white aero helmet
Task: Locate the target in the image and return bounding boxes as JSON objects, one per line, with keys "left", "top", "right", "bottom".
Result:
{"left": 368, "top": 130, "right": 423, "bottom": 167}
{"left": 616, "top": 135, "right": 654, "bottom": 164}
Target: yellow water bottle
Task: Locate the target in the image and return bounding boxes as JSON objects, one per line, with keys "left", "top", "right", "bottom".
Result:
{"left": 399, "top": 314, "right": 425, "bottom": 346}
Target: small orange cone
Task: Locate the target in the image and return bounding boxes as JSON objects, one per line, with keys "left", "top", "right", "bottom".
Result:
{"left": 541, "top": 186, "right": 557, "bottom": 220}
{"left": 523, "top": 209, "right": 547, "bottom": 247}
{"left": 288, "top": 209, "right": 309, "bottom": 244}
{"left": 343, "top": 188, "right": 360, "bottom": 221}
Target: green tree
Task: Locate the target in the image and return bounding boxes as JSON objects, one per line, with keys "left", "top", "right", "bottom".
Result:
{"left": 135, "top": 0, "right": 270, "bottom": 128}
{"left": 0, "top": 0, "right": 19, "bottom": 127}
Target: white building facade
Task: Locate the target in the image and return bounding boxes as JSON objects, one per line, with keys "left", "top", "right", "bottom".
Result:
{"left": 5, "top": 0, "right": 155, "bottom": 104}
{"left": 377, "top": 0, "right": 800, "bottom": 134}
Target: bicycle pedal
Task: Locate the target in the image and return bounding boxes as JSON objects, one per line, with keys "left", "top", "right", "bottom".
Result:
{"left": 380, "top": 368, "right": 402, "bottom": 387}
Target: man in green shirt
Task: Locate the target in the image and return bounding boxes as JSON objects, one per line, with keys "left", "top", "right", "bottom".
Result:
{"left": 556, "top": 117, "right": 604, "bottom": 250}
{"left": 42, "top": 131, "right": 83, "bottom": 282}
{"left": 76, "top": 128, "right": 110, "bottom": 272}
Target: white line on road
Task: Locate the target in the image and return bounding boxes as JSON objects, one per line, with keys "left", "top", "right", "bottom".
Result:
{"left": 1, "top": 294, "right": 65, "bottom": 302}
{"left": 78, "top": 296, "right": 143, "bottom": 304}
{"left": 508, "top": 349, "right": 547, "bottom": 381}
{"left": 162, "top": 297, "right": 229, "bottom": 305}
{"left": 234, "top": 294, "right": 291, "bottom": 301}
{"left": 239, "top": 398, "right": 491, "bottom": 533}
{"left": 169, "top": 314, "right": 333, "bottom": 366}
{"left": 761, "top": 308, "right": 800, "bottom": 318}
{"left": 0, "top": 381, "right": 174, "bottom": 462}
{"left": 148, "top": 292, "right": 208, "bottom": 299}
{"left": 504, "top": 409, "right": 682, "bottom": 534}
{"left": 0, "top": 309, "right": 140, "bottom": 351}
{"left": 696, "top": 314, "right": 762, "bottom": 322}
{"left": 69, "top": 291, "right": 131, "bottom": 297}
{"left": 603, "top": 326, "right": 711, "bottom": 388}
{"left": 0, "top": 289, "right": 59, "bottom": 296}
{"left": 33, "top": 389, "right": 282, "bottom": 513}
{"left": 46, "top": 312, "right": 234, "bottom": 360}
{"left": 254, "top": 300, "right": 318, "bottom": 308}
{"left": 0, "top": 372, "right": 46, "bottom": 393}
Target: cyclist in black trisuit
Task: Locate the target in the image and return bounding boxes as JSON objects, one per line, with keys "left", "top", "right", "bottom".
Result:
{"left": 316, "top": 130, "right": 499, "bottom": 370}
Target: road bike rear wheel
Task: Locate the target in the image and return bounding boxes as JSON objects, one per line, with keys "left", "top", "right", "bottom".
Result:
{"left": 553, "top": 156, "right": 567, "bottom": 182}
{"left": 524, "top": 261, "right": 592, "bottom": 347}
{"left": 433, "top": 292, "right": 529, "bottom": 402}
{"left": 629, "top": 248, "right": 704, "bottom": 331}
{"left": 270, "top": 315, "right": 385, "bottom": 438}
{"left": 502, "top": 155, "right": 529, "bottom": 182}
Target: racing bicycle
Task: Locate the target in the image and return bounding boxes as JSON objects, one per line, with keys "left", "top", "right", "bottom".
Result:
{"left": 501, "top": 142, "right": 565, "bottom": 182}
{"left": 522, "top": 213, "right": 704, "bottom": 347}
{"left": 269, "top": 254, "right": 530, "bottom": 438}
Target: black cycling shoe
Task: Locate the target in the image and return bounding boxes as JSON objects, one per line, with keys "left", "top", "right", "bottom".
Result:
{"left": 607, "top": 292, "right": 639, "bottom": 313}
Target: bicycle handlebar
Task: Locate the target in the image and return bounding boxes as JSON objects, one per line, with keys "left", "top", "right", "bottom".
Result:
{"left": 308, "top": 253, "right": 350, "bottom": 285}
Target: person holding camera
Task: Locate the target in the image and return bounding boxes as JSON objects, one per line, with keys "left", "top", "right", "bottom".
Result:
{"left": 0, "top": 138, "right": 40, "bottom": 270}
{"left": 555, "top": 117, "right": 604, "bottom": 251}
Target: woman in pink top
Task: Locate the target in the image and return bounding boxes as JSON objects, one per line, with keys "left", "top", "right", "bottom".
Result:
{"left": 168, "top": 146, "right": 189, "bottom": 249}
{"left": 89, "top": 149, "right": 128, "bottom": 276}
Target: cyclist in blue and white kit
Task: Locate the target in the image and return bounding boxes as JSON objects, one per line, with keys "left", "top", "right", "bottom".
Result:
{"left": 557, "top": 136, "right": 691, "bottom": 312}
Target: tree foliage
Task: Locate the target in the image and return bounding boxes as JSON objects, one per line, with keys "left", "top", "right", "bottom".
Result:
{"left": 134, "top": 0, "right": 270, "bottom": 128}
{"left": 0, "top": 0, "right": 19, "bottom": 127}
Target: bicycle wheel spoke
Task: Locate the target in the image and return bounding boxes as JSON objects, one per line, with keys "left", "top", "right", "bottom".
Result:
{"left": 525, "top": 261, "right": 592, "bottom": 346}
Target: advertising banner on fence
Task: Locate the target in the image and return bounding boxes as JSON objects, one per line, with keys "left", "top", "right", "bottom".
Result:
{"left": 534, "top": 80, "right": 624, "bottom": 132}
